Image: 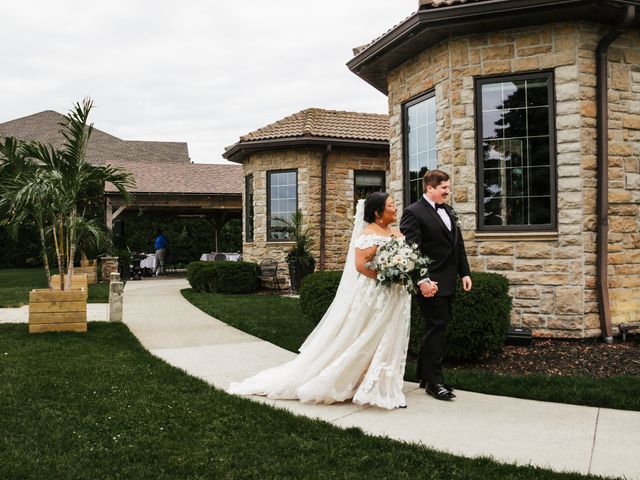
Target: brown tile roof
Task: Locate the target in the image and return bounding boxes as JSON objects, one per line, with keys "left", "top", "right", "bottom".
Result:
{"left": 0, "top": 110, "right": 190, "bottom": 165}
{"left": 238, "top": 108, "right": 389, "bottom": 143}
{"left": 105, "top": 161, "right": 242, "bottom": 195}
{"left": 419, "top": 0, "right": 486, "bottom": 8}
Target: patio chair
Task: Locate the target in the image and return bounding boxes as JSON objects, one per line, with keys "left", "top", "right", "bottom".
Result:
{"left": 259, "top": 258, "right": 280, "bottom": 291}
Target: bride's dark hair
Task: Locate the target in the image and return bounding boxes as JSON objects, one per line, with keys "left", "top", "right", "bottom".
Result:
{"left": 363, "top": 191, "right": 389, "bottom": 223}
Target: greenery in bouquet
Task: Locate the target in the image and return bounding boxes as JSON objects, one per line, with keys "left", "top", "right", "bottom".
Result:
{"left": 365, "top": 237, "right": 430, "bottom": 294}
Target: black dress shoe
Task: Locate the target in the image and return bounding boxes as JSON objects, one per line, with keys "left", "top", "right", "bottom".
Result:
{"left": 425, "top": 383, "right": 454, "bottom": 401}
{"left": 420, "top": 379, "right": 455, "bottom": 393}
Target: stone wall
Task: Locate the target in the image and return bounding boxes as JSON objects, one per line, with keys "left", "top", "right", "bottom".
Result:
{"left": 242, "top": 147, "right": 388, "bottom": 285}
{"left": 386, "top": 22, "right": 640, "bottom": 337}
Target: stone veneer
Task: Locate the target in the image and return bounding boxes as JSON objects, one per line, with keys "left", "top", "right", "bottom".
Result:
{"left": 387, "top": 22, "right": 640, "bottom": 338}
{"left": 242, "top": 147, "right": 388, "bottom": 285}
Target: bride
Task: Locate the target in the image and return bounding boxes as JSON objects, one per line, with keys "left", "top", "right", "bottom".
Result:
{"left": 228, "top": 192, "right": 411, "bottom": 409}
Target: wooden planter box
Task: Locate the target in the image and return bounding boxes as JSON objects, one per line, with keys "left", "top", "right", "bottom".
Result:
{"left": 50, "top": 273, "right": 89, "bottom": 291}
{"left": 74, "top": 266, "right": 97, "bottom": 284}
{"left": 29, "top": 275, "right": 88, "bottom": 334}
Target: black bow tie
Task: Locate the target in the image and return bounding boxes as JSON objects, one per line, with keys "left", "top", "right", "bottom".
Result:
{"left": 435, "top": 203, "right": 445, "bottom": 211}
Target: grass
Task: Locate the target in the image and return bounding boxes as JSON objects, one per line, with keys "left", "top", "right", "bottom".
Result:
{"left": 0, "top": 268, "right": 109, "bottom": 307}
{"left": 0, "top": 322, "right": 605, "bottom": 480}
{"left": 183, "top": 290, "right": 640, "bottom": 412}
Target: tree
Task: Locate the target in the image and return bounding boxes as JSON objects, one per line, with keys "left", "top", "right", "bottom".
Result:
{"left": 0, "top": 98, "right": 136, "bottom": 290}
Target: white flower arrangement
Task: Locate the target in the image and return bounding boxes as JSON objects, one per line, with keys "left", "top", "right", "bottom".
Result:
{"left": 365, "top": 237, "right": 431, "bottom": 295}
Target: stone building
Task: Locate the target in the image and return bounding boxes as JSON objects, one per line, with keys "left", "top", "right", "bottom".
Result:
{"left": 347, "top": 0, "right": 640, "bottom": 339}
{"left": 223, "top": 108, "right": 389, "bottom": 278}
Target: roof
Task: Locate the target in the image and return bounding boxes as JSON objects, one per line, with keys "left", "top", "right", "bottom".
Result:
{"left": 0, "top": 110, "right": 190, "bottom": 165}
{"left": 348, "top": 0, "right": 640, "bottom": 94}
{"left": 105, "top": 161, "right": 242, "bottom": 195}
{"left": 418, "top": 0, "right": 485, "bottom": 8}
{"left": 223, "top": 108, "right": 389, "bottom": 162}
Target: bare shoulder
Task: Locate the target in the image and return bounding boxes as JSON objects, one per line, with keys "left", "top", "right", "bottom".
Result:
{"left": 360, "top": 224, "right": 377, "bottom": 235}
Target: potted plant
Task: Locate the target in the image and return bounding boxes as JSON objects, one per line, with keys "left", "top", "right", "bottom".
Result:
{"left": 0, "top": 98, "right": 135, "bottom": 333}
{"left": 276, "top": 209, "right": 316, "bottom": 292}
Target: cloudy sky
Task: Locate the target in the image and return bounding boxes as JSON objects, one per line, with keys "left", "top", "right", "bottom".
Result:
{"left": 1, "top": 1, "right": 417, "bottom": 164}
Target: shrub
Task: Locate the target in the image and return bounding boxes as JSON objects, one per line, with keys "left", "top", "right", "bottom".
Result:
{"left": 410, "top": 272, "right": 512, "bottom": 363}
{"left": 299, "top": 270, "right": 512, "bottom": 364}
{"left": 187, "top": 261, "right": 259, "bottom": 294}
{"left": 299, "top": 271, "right": 343, "bottom": 324}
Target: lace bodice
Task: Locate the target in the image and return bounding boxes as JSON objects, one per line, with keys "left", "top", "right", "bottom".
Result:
{"left": 354, "top": 234, "right": 394, "bottom": 250}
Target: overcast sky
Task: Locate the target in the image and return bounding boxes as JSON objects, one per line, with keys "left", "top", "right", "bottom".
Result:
{"left": 1, "top": 1, "right": 417, "bottom": 164}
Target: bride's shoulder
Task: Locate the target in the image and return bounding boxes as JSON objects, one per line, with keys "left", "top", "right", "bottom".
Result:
{"left": 391, "top": 226, "right": 404, "bottom": 238}
{"left": 355, "top": 227, "right": 384, "bottom": 249}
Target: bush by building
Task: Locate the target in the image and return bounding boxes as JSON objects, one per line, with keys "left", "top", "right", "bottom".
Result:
{"left": 299, "top": 271, "right": 343, "bottom": 324}
{"left": 301, "top": 270, "right": 512, "bottom": 363}
{"left": 187, "top": 260, "right": 259, "bottom": 294}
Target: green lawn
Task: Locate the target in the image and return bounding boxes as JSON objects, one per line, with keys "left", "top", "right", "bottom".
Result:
{"left": 183, "top": 289, "right": 640, "bottom": 412}
{"left": 0, "top": 268, "right": 109, "bottom": 307}
{"left": 0, "top": 322, "right": 606, "bottom": 480}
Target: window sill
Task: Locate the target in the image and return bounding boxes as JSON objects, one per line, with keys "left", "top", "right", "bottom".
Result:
{"left": 474, "top": 231, "right": 558, "bottom": 242}
{"left": 265, "top": 241, "right": 295, "bottom": 245}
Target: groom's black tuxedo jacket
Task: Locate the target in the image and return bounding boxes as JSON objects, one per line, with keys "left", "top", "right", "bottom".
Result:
{"left": 400, "top": 196, "right": 471, "bottom": 296}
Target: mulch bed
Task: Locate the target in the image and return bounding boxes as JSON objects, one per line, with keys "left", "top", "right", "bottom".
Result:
{"left": 455, "top": 334, "right": 640, "bottom": 377}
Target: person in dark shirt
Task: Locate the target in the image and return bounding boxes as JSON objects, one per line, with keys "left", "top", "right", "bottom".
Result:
{"left": 154, "top": 229, "right": 169, "bottom": 276}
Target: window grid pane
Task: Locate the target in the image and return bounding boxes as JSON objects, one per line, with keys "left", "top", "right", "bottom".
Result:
{"left": 480, "top": 76, "right": 553, "bottom": 228}
{"left": 406, "top": 94, "right": 437, "bottom": 204}
{"left": 245, "top": 175, "right": 254, "bottom": 241}
{"left": 268, "top": 171, "right": 297, "bottom": 240}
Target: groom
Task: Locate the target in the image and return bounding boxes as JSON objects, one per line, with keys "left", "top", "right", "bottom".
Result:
{"left": 400, "top": 169, "right": 472, "bottom": 401}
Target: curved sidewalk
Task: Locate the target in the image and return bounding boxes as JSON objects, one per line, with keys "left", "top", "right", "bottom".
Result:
{"left": 123, "top": 278, "right": 640, "bottom": 480}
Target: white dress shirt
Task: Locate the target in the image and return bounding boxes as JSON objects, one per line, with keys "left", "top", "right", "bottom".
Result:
{"left": 423, "top": 194, "right": 452, "bottom": 231}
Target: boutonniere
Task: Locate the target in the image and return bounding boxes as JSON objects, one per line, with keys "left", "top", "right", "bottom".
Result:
{"left": 449, "top": 207, "right": 461, "bottom": 229}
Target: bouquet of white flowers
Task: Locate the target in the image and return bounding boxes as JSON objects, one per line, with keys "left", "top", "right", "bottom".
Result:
{"left": 365, "top": 237, "right": 431, "bottom": 295}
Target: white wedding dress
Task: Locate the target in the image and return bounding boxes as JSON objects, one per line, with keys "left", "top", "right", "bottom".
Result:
{"left": 228, "top": 201, "right": 411, "bottom": 409}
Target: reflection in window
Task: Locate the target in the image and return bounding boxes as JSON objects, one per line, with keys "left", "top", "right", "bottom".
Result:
{"left": 477, "top": 74, "right": 555, "bottom": 229}
{"left": 354, "top": 170, "right": 385, "bottom": 206}
{"left": 404, "top": 92, "right": 437, "bottom": 204}
{"left": 245, "top": 175, "right": 254, "bottom": 242}
{"left": 268, "top": 170, "right": 297, "bottom": 240}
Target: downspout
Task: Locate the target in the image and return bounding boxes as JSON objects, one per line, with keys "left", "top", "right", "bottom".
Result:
{"left": 319, "top": 144, "right": 331, "bottom": 271}
{"left": 595, "top": 4, "right": 635, "bottom": 344}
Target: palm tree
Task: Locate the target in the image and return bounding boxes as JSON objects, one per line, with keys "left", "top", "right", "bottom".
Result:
{"left": 0, "top": 139, "right": 55, "bottom": 287}
{"left": 1, "top": 98, "right": 136, "bottom": 290}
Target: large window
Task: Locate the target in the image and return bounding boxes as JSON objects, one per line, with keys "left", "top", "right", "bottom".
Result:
{"left": 404, "top": 91, "right": 437, "bottom": 204}
{"left": 476, "top": 72, "right": 556, "bottom": 230}
{"left": 267, "top": 170, "right": 297, "bottom": 241}
{"left": 245, "top": 175, "right": 254, "bottom": 242}
{"left": 354, "top": 170, "right": 385, "bottom": 206}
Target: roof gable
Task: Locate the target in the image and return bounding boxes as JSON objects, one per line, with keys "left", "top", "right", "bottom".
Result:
{"left": 0, "top": 110, "right": 190, "bottom": 165}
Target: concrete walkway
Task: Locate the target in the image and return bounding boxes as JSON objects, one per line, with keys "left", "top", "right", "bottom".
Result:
{"left": 7, "top": 278, "right": 637, "bottom": 479}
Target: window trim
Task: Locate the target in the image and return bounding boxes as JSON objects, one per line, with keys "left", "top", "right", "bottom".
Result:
{"left": 244, "top": 174, "right": 254, "bottom": 242}
{"left": 402, "top": 89, "right": 437, "bottom": 207}
{"left": 353, "top": 169, "right": 386, "bottom": 205}
{"left": 474, "top": 70, "right": 558, "bottom": 232}
{"left": 266, "top": 169, "right": 298, "bottom": 242}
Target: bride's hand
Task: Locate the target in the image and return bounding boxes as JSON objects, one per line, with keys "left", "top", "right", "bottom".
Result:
{"left": 419, "top": 280, "right": 438, "bottom": 297}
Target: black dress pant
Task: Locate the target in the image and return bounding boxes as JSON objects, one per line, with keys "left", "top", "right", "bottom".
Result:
{"left": 415, "top": 294, "right": 453, "bottom": 386}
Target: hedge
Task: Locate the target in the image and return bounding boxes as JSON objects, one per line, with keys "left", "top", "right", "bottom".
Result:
{"left": 300, "top": 270, "right": 512, "bottom": 363}
{"left": 187, "top": 260, "right": 260, "bottom": 294}
{"left": 299, "top": 271, "right": 344, "bottom": 324}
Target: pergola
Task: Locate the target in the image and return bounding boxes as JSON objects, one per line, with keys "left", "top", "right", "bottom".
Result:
{"left": 105, "top": 161, "right": 242, "bottom": 250}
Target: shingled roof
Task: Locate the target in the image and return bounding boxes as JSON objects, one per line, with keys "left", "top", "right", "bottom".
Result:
{"left": 240, "top": 108, "right": 388, "bottom": 142}
{"left": 418, "top": 0, "right": 486, "bottom": 8}
{"left": 0, "top": 110, "right": 190, "bottom": 165}
{"left": 105, "top": 161, "right": 242, "bottom": 195}
{"left": 224, "top": 108, "right": 389, "bottom": 162}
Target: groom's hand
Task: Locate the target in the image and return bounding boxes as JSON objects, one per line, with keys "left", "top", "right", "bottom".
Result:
{"left": 462, "top": 276, "right": 472, "bottom": 291}
{"left": 419, "top": 280, "right": 438, "bottom": 297}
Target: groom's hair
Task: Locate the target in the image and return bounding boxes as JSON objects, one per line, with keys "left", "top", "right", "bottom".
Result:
{"left": 422, "top": 169, "right": 450, "bottom": 190}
